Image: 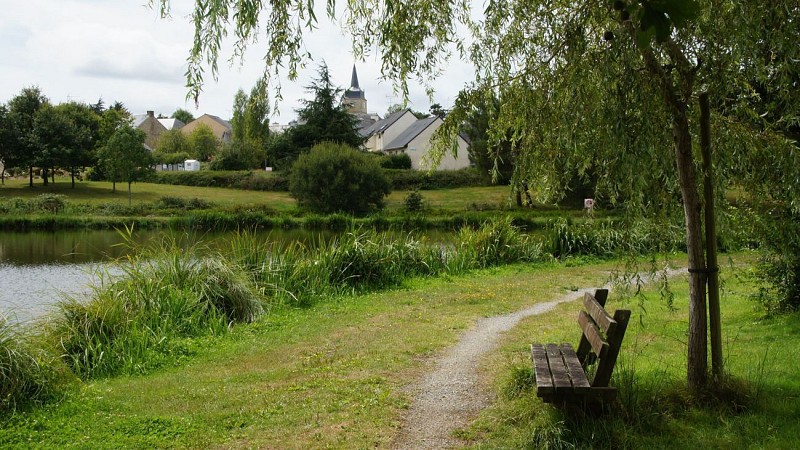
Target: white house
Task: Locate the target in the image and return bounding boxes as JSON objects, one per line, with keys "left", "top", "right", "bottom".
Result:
{"left": 382, "top": 116, "right": 471, "bottom": 170}
{"left": 346, "top": 66, "right": 471, "bottom": 170}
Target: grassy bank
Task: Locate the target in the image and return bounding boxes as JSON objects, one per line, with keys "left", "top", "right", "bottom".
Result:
{"left": 0, "top": 178, "right": 602, "bottom": 232}
{"left": 465, "top": 258, "right": 800, "bottom": 448}
{"left": 1, "top": 254, "right": 796, "bottom": 448}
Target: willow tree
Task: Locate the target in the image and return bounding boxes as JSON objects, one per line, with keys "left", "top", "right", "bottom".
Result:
{"left": 153, "top": 0, "right": 800, "bottom": 392}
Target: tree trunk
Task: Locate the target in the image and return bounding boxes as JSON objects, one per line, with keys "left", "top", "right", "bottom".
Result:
{"left": 700, "top": 93, "right": 723, "bottom": 381}
{"left": 51, "top": 169, "right": 55, "bottom": 184}
{"left": 112, "top": 180, "right": 116, "bottom": 193}
{"left": 29, "top": 166, "right": 33, "bottom": 187}
{"left": 128, "top": 181, "right": 132, "bottom": 206}
{"left": 673, "top": 105, "right": 709, "bottom": 392}
{"left": 42, "top": 167, "right": 49, "bottom": 186}
{"left": 71, "top": 166, "right": 75, "bottom": 189}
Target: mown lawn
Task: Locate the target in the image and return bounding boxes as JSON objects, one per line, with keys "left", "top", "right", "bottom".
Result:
{"left": 0, "top": 177, "right": 520, "bottom": 215}
{"left": 0, "top": 177, "right": 298, "bottom": 212}
{"left": 2, "top": 253, "right": 796, "bottom": 449}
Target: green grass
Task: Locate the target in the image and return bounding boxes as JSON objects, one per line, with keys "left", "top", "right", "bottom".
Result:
{"left": 2, "top": 254, "right": 796, "bottom": 449}
{"left": 0, "top": 177, "right": 297, "bottom": 211}
{"left": 0, "top": 260, "right": 615, "bottom": 448}
{"left": 462, "top": 257, "right": 800, "bottom": 449}
{"left": 0, "top": 177, "right": 586, "bottom": 217}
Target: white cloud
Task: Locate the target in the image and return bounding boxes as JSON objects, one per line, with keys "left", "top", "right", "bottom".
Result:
{"left": 0, "top": 0, "right": 476, "bottom": 123}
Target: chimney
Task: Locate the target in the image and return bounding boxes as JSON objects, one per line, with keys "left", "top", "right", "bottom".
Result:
{"left": 147, "top": 110, "right": 154, "bottom": 118}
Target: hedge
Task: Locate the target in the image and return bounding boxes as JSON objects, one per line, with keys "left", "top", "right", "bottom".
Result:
{"left": 147, "top": 168, "right": 488, "bottom": 191}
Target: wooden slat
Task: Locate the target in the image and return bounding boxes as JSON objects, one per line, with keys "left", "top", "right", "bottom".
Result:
{"left": 578, "top": 311, "right": 609, "bottom": 359}
{"left": 545, "top": 343, "right": 573, "bottom": 392}
{"left": 576, "top": 289, "right": 608, "bottom": 362}
{"left": 559, "top": 343, "right": 591, "bottom": 393}
{"left": 531, "top": 344, "right": 554, "bottom": 395}
{"left": 583, "top": 292, "right": 617, "bottom": 335}
{"left": 592, "top": 309, "right": 631, "bottom": 387}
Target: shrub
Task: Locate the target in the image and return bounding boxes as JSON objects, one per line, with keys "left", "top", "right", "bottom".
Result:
{"left": 289, "top": 142, "right": 391, "bottom": 215}
{"left": 385, "top": 168, "right": 487, "bottom": 190}
{"left": 380, "top": 153, "right": 412, "bottom": 169}
{"left": 753, "top": 207, "right": 800, "bottom": 313}
{"left": 210, "top": 140, "right": 261, "bottom": 170}
{"left": 404, "top": 190, "right": 424, "bottom": 212}
{"left": 35, "top": 194, "right": 67, "bottom": 214}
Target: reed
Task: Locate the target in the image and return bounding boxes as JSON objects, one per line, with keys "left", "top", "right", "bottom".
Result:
{"left": 0, "top": 317, "right": 65, "bottom": 412}
{"left": 52, "top": 230, "right": 265, "bottom": 378}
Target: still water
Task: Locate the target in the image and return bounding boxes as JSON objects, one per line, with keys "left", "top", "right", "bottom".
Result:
{"left": 0, "top": 230, "right": 149, "bottom": 324}
{"left": 0, "top": 228, "right": 454, "bottom": 323}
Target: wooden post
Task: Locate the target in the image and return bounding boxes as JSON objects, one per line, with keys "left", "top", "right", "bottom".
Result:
{"left": 700, "top": 92, "right": 723, "bottom": 381}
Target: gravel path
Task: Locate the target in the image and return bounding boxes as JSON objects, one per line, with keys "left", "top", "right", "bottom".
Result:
{"left": 391, "top": 288, "right": 597, "bottom": 449}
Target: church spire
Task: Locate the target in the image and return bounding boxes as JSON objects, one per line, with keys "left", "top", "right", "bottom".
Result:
{"left": 350, "top": 65, "right": 360, "bottom": 89}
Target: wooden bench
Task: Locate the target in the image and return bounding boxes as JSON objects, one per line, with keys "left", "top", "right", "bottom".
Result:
{"left": 531, "top": 289, "right": 630, "bottom": 404}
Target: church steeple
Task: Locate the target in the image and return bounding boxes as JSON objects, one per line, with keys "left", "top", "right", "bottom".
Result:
{"left": 350, "top": 65, "right": 360, "bottom": 89}
{"left": 343, "top": 64, "right": 367, "bottom": 115}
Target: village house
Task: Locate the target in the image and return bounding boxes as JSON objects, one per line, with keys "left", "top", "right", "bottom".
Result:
{"left": 132, "top": 111, "right": 167, "bottom": 150}
{"left": 180, "top": 114, "right": 232, "bottom": 142}
{"left": 345, "top": 66, "right": 470, "bottom": 170}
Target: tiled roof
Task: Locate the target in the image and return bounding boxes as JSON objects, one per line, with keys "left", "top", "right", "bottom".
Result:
{"left": 358, "top": 109, "right": 410, "bottom": 138}
{"left": 384, "top": 116, "right": 439, "bottom": 150}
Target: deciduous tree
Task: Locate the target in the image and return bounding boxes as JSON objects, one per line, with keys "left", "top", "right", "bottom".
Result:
{"left": 154, "top": 0, "right": 800, "bottom": 393}
{"left": 98, "top": 126, "right": 153, "bottom": 203}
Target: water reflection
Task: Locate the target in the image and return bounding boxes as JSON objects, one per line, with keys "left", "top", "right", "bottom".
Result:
{"left": 0, "top": 263, "right": 99, "bottom": 325}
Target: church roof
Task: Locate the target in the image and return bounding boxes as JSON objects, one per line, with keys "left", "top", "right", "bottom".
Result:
{"left": 344, "top": 65, "right": 366, "bottom": 99}
{"left": 350, "top": 65, "right": 360, "bottom": 89}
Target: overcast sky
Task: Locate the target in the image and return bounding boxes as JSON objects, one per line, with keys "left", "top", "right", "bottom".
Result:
{"left": 0, "top": 0, "right": 476, "bottom": 124}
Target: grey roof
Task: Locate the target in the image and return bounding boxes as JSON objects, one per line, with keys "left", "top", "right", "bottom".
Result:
{"left": 158, "top": 118, "right": 185, "bottom": 130}
{"left": 202, "top": 114, "right": 232, "bottom": 130}
{"left": 131, "top": 115, "right": 149, "bottom": 128}
{"left": 350, "top": 65, "right": 360, "bottom": 89}
{"left": 358, "top": 109, "right": 410, "bottom": 138}
{"left": 384, "top": 116, "right": 439, "bottom": 150}
{"left": 344, "top": 65, "right": 366, "bottom": 100}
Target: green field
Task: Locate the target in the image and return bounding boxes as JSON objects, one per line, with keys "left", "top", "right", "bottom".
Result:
{"left": 2, "top": 254, "right": 797, "bottom": 449}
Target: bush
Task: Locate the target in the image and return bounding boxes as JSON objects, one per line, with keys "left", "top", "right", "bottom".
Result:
{"left": 380, "top": 153, "right": 412, "bottom": 169}
{"left": 404, "top": 190, "right": 424, "bottom": 212}
{"left": 385, "top": 168, "right": 487, "bottom": 190}
{"left": 754, "top": 207, "right": 800, "bottom": 313}
{"left": 289, "top": 143, "right": 391, "bottom": 215}
{"left": 210, "top": 140, "right": 261, "bottom": 170}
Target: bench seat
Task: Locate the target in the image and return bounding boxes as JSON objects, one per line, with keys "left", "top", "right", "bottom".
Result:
{"left": 531, "top": 289, "right": 629, "bottom": 405}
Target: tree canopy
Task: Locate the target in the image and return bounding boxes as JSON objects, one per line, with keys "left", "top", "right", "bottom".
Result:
{"left": 155, "top": 0, "right": 800, "bottom": 392}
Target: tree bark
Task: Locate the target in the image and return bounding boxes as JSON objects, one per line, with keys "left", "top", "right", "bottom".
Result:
{"left": 631, "top": 28, "right": 709, "bottom": 392}
{"left": 701, "top": 93, "right": 723, "bottom": 381}
{"left": 29, "top": 166, "right": 33, "bottom": 187}
{"left": 672, "top": 107, "right": 709, "bottom": 391}
{"left": 42, "top": 167, "right": 48, "bottom": 186}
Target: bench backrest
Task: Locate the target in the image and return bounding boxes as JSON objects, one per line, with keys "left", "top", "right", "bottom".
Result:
{"left": 574, "top": 289, "right": 631, "bottom": 388}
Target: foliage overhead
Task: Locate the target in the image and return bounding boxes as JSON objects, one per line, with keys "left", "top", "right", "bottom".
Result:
{"left": 155, "top": 0, "right": 800, "bottom": 392}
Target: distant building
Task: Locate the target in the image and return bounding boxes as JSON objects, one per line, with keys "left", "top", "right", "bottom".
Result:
{"left": 180, "top": 114, "right": 232, "bottom": 142}
{"left": 158, "top": 117, "right": 185, "bottom": 131}
{"left": 132, "top": 111, "right": 167, "bottom": 149}
{"left": 361, "top": 110, "right": 470, "bottom": 170}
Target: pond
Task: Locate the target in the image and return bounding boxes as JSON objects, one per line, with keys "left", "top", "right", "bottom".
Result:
{"left": 0, "top": 228, "right": 460, "bottom": 323}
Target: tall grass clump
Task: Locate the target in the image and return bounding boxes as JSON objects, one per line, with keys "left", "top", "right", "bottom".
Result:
{"left": 1, "top": 318, "right": 65, "bottom": 412}
{"left": 549, "top": 217, "right": 685, "bottom": 259}
{"left": 225, "top": 222, "right": 545, "bottom": 307}
{"left": 455, "top": 218, "right": 545, "bottom": 270}
{"left": 52, "top": 232, "right": 265, "bottom": 379}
